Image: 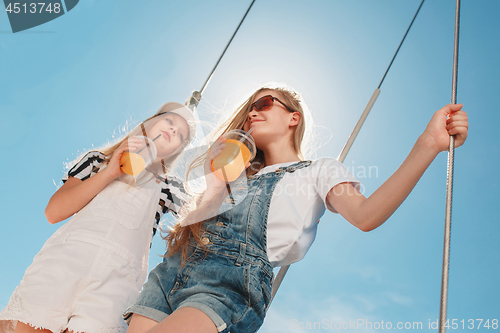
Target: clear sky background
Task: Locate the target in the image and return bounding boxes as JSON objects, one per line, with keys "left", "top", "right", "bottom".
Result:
{"left": 1, "top": 1, "right": 499, "bottom": 332}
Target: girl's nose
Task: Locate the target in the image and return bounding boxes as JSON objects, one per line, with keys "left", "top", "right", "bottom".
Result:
{"left": 247, "top": 110, "right": 258, "bottom": 121}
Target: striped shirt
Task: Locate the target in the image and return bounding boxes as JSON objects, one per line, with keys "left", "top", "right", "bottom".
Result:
{"left": 63, "top": 151, "right": 187, "bottom": 237}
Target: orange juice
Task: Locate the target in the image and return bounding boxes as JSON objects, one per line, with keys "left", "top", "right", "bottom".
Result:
{"left": 120, "top": 152, "right": 146, "bottom": 176}
{"left": 211, "top": 139, "right": 252, "bottom": 182}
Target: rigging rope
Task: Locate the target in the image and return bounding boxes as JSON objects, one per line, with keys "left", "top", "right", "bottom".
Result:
{"left": 439, "top": 1, "right": 460, "bottom": 332}
{"left": 378, "top": 0, "right": 425, "bottom": 89}
{"left": 186, "top": 0, "right": 256, "bottom": 110}
{"left": 271, "top": 0, "right": 426, "bottom": 303}
{"left": 338, "top": 0, "right": 425, "bottom": 163}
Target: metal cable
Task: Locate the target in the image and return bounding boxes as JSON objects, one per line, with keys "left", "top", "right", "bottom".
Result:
{"left": 199, "top": 0, "right": 256, "bottom": 95}
{"left": 439, "top": 1, "right": 460, "bottom": 332}
{"left": 378, "top": 0, "right": 425, "bottom": 89}
{"left": 185, "top": 0, "right": 256, "bottom": 110}
{"left": 270, "top": 0, "right": 426, "bottom": 303}
{"left": 337, "top": 88, "right": 380, "bottom": 163}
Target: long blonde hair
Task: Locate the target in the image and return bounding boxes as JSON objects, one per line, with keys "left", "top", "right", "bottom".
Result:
{"left": 164, "top": 83, "right": 314, "bottom": 263}
{"left": 66, "top": 112, "right": 189, "bottom": 179}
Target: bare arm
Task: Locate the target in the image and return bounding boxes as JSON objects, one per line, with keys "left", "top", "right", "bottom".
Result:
{"left": 327, "top": 104, "right": 469, "bottom": 232}
{"left": 200, "top": 136, "right": 229, "bottom": 204}
{"left": 45, "top": 137, "right": 143, "bottom": 224}
{"left": 45, "top": 172, "right": 115, "bottom": 224}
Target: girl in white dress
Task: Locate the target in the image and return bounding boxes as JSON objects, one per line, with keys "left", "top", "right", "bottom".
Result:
{"left": 0, "top": 102, "right": 196, "bottom": 333}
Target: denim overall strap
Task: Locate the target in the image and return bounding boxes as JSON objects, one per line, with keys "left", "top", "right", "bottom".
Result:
{"left": 202, "top": 160, "right": 312, "bottom": 273}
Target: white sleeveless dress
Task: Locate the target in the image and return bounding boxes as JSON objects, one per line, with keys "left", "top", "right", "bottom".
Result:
{"left": 0, "top": 175, "right": 162, "bottom": 333}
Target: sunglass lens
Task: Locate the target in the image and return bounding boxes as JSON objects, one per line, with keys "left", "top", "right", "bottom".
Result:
{"left": 255, "top": 96, "right": 273, "bottom": 111}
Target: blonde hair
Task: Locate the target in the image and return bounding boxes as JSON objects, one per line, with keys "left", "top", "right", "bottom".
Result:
{"left": 164, "top": 83, "right": 315, "bottom": 263}
{"left": 66, "top": 112, "right": 189, "bottom": 179}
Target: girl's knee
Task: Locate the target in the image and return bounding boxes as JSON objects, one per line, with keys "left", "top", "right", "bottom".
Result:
{"left": 126, "top": 314, "right": 158, "bottom": 333}
{"left": 152, "top": 307, "right": 218, "bottom": 333}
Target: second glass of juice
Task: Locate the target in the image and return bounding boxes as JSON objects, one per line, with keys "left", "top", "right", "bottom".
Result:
{"left": 120, "top": 136, "right": 157, "bottom": 176}
{"left": 211, "top": 129, "right": 256, "bottom": 182}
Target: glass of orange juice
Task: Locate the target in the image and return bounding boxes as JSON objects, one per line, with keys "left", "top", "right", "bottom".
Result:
{"left": 120, "top": 136, "right": 157, "bottom": 176}
{"left": 211, "top": 129, "right": 256, "bottom": 182}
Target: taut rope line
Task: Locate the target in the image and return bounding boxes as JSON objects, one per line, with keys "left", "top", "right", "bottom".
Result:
{"left": 200, "top": 0, "right": 256, "bottom": 95}
{"left": 186, "top": 0, "right": 256, "bottom": 110}
{"left": 439, "top": 0, "right": 460, "bottom": 332}
{"left": 338, "top": 0, "right": 425, "bottom": 163}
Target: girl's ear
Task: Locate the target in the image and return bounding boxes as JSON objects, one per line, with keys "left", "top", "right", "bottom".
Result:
{"left": 289, "top": 112, "right": 301, "bottom": 127}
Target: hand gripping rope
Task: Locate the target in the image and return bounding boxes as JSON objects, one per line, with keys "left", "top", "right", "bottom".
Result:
{"left": 271, "top": 0, "right": 426, "bottom": 303}
{"left": 439, "top": 1, "right": 460, "bottom": 332}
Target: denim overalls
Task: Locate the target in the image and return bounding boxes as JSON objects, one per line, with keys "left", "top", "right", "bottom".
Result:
{"left": 125, "top": 160, "right": 311, "bottom": 333}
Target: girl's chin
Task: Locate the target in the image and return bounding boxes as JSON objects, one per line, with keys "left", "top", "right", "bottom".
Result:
{"left": 247, "top": 125, "right": 262, "bottom": 134}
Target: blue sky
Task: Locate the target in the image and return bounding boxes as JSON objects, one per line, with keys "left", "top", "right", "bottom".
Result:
{"left": 1, "top": 1, "right": 499, "bottom": 332}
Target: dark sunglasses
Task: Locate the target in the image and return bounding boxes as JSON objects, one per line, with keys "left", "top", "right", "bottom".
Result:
{"left": 250, "top": 95, "right": 295, "bottom": 113}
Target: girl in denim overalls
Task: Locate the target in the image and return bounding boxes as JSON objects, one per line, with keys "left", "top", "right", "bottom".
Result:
{"left": 125, "top": 84, "right": 469, "bottom": 333}
{"left": 0, "top": 103, "right": 196, "bottom": 333}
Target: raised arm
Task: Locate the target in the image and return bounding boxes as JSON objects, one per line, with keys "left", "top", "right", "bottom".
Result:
{"left": 327, "top": 104, "right": 468, "bottom": 232}
{"left": 45, "top": 138, "right": 143, "bottom": 224}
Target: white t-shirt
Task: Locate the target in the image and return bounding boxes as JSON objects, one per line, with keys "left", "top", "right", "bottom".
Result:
{"left": 255, "top": 157, "right": 360, "bottom": 267}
